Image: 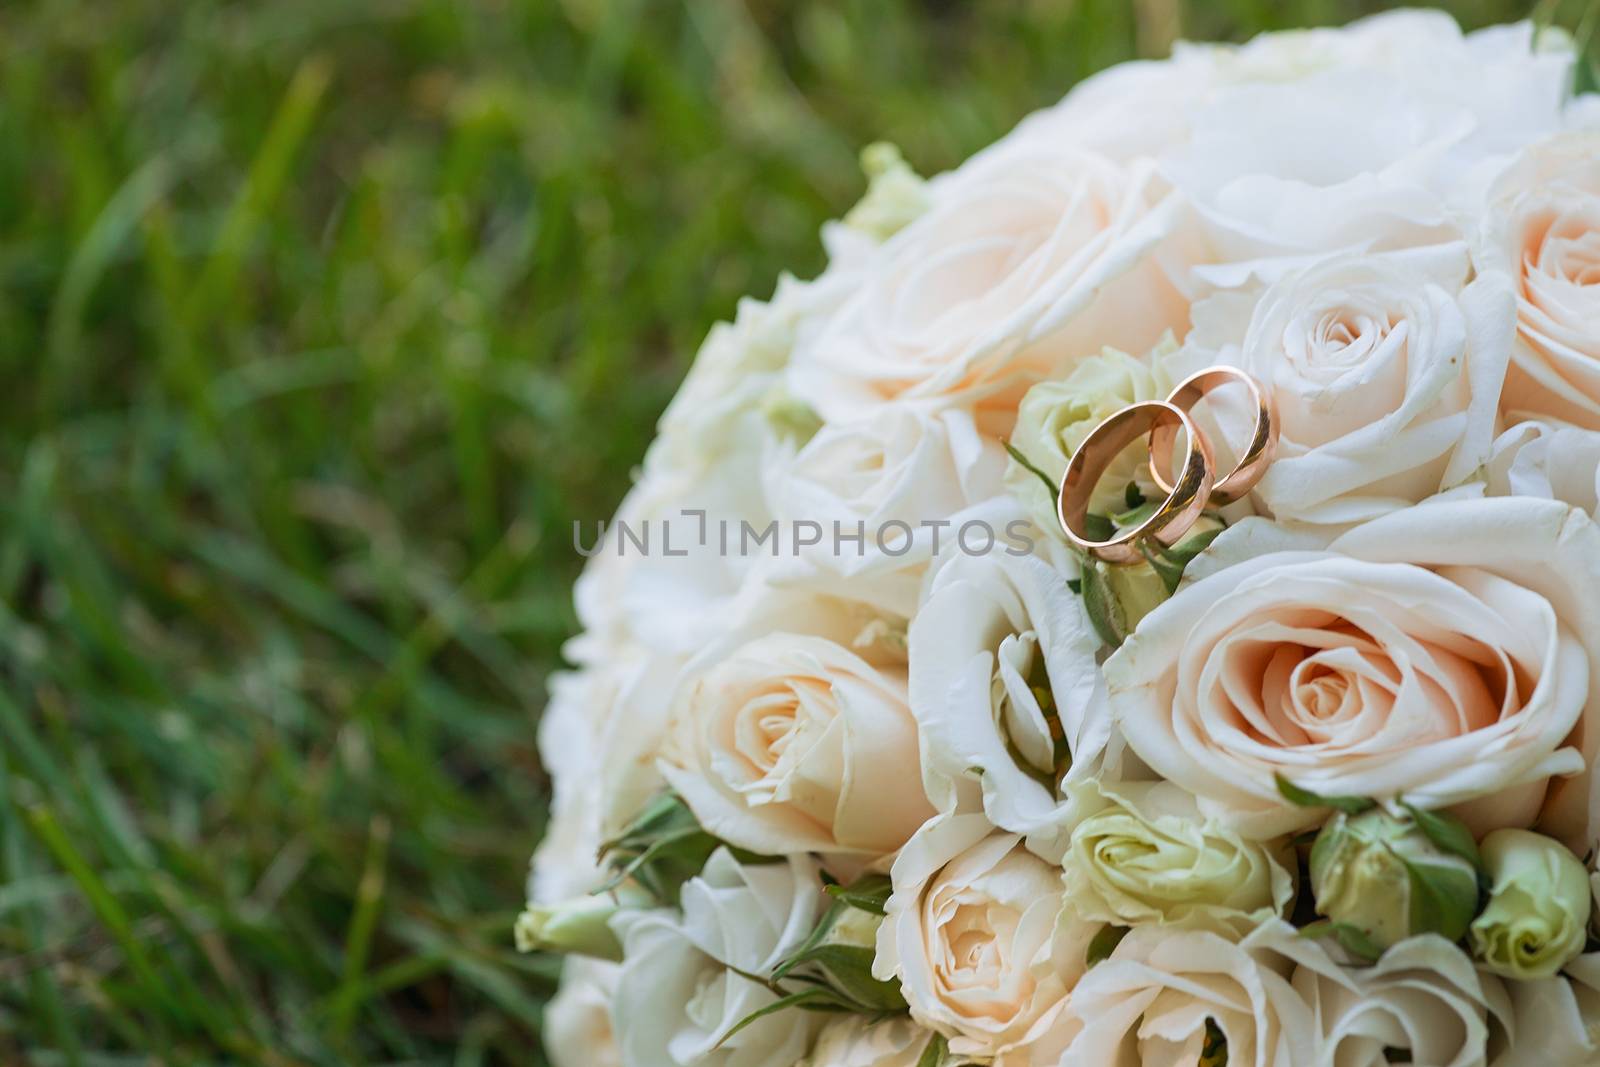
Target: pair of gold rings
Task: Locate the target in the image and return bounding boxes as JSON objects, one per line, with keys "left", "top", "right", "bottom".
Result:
{"left": 1056, "top": 366, "right": 1277, "bottom": 564}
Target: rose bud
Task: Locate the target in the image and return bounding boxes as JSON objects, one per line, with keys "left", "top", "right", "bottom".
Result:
{"left": 1309, "top": 809, "right": 1480, "bottom": 954}
{"left": 514, "top": 895, "right": 624, "bottom": 962}
{"left": 1470, "top": 828, "right": 1592, "bottom": 979}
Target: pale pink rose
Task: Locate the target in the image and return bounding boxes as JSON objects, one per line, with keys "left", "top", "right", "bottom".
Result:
{"left": 661, "top": 632, "right": 933, "bottom": 870}
{"left": 1481, "top": 132, "right": 1600, "bottom": 427}
{"left": 788, "top": 146, "right": 1189, "bottom": 425}
{"left": 1106, "top": 498, "right": 1600, "bottom": 844}
{"left": 873, "top": 814, "right": 1096, "bottom": 1065}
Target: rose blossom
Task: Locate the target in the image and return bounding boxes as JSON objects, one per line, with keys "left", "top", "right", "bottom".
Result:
{"left": 908, "top": 550, "right": 1112, "bottom": 861}
{"left": 1478, "top": 131, "right": 1600, "bottom": 428}
{"left": 1176, "top": 245, "right": 1513, "bottom": 524}
{"left": 1498, "top": 952, "right": 1600, "bottom": 1065}
{"left": 763, "top": 402, "right": 1008, "bottom": 618}
{"left": 609, "top": 849, "right": 824, "bottom": 1067}
{"left": 1106, "top": 497, "right": 1600, "bottom": 842}
{"left": 788, "top": 145, "right": 1188, "bottom": 424}
{"left": 1285, "top": 934, "right": 1511, "bottom": 1067}
{"left": 873, "top": 814, "right": 1096, "bottom": 1065}
{"left": 544, "top": 958, "right": 623, "bottom": 1067}
{"left": 661, "top": 631, "right": 933, "bottom": 868}
{"left": 1163, "top": 16, "right": 1570, "bottom": 271}
{"left": 1056, "top": 922, "right": 1315, "bottom": 1067}
{"left": 530, "top": 654, "right": 684, "bottom": 901}
{"left": 1061, "top": 781, "right": 1294, "bottom": 932}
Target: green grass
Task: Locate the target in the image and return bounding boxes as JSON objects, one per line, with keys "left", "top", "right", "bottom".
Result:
{"left": 0, "top": 0, "right": 1591, "bottom": 1062}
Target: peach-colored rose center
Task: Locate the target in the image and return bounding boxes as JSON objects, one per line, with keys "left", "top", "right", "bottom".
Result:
{"left": 1217, "top": 612, "right": 1519, "bottom": 755}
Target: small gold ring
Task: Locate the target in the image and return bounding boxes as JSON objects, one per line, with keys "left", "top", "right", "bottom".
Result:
{"left": 1057, "top": 400, "right": 1215, "bottom": 564}
{"left": 1148, "top": 366, "right": 1277, "bottom": 506}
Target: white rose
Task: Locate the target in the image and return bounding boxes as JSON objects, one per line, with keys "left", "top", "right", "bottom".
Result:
{"left": 763, "top": 403, "right": 1008, "bottom": 618}
{"left": 1057, "top": 921, "right": 1315, "bottom": 1067}
{"left": 1497, "top": 952, "right": 1600, "bottom": 1065}
{"left": 788, "top": 146, "right": 1188, "bottom": 422}
{"left": 1061, "top": 782, "right": 1294, "bottom": 931}
{"left": 574, "top": 450, "right": 771, "bottom": 660}
{"left": 1478, "top": 132, "right": 1600, "bottom": 428}
{"left": 544, "top": 958, "right": 623, "bottom": 1067}
{"left": 1487, "top": 418, "right": 1600, "bottom": 519}
{"left": 610, "top": 849, "right": 824, "bottom": 1067}
{"left": 1286, "top": 934, "right": 1510, "bottom": 1067}
{"left": 1177, "top": 245, "right": 1513, "bottom": 524}
{"left": 528, "top": 646, "right": 688, "bottom": 903}
{"left": 1003, "top": 345, "right": 1167, "bottom": 532}
{"left": 661, "top": 631, "right": 933, "bottom": 869}
{"left": 873, "top": 814, "right": 1096, "bottom": 1065}
{"left": 800, "top": 1016, "right": 939, "bottom": 1067}
{"left": 1106, "top": 497, "right": 1600, "bottom": 842}
{"left": 908, "top": 551, "right": 1112, "bottom": 861}
{"left": 649, "top": 267, "right": 853, "bottom": 481}
{"left": 1164, "top": 16, "right": 1570, "bottom": 271}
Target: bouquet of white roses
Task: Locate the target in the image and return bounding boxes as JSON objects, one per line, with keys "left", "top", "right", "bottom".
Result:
{"left": 519, "top": 11, "right": 1600, "bottom": 1066}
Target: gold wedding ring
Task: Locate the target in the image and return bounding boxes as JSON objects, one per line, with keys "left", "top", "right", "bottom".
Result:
{"left": 1148, "top": 366, "right": 1277, "bottom": 506}
{"left": 1057, "top": 400, "right": 1215, "bottom": 564}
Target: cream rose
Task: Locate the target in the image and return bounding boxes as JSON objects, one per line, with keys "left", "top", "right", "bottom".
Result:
{"left": 1286, "top": 935, "right": 1510, "bottom": 1067}
{"left": 609, "top": 849, "right": 824, "bottom": 1067}
{"left": 530, "top": 653, "right": 686, "bottom": 902}
{"left": 1056, "top": 922, "right": 1315, "bottom": 1067}
{"left": 908, "top": 551, "right": 1112, "bottom": 861}
{"left": 873, "top": 814, "right": 1096, "bottom": 1065}
{"left": 1497, "top": 952, "right": 1600, "bottom": 1065}
{"left": 661, "top": 631, "right": 932, "bottom": 869}
{"left": 1061, "top": 782, "right": 1293, "bottom": 931}
{"left": 763, "top": 403, "right": 1008, "bottom": 618}
{"left": 544, "top": 958, "right": 623, "bottom": 1067}
{"left": 649, "top": 268, "right": 852, "bottom": 481}
{"left": 1176, "top": 245, "right": 1513, "bottom": 524}
{"left": 800, "top": 1016, "right": 939, "bottom": 1067}
{"left": 1164, "top": 16, "right": 1570, "bottom": 270}
{"left": 1487, "top": 418, "right": 1600, "bottom": 519}
{"left": 788, "top": 146, "right": 1187, "bottom": 422}
{"left": 1106, "top": 497, "right": 1600, "bottom": 841}
{"left": 1481, "top": 132, "right": 1600, "bottom": 428}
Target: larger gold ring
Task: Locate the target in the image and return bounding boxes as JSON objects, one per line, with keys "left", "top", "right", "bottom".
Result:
{"left": 1148, "top": 366, "right": 1277, "bottom": 506}
{"left": 1057, "top": 400, "right": 1215, "bottom": 564}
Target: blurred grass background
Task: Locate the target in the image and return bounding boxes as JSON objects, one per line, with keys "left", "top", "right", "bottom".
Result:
{"left": 0, "top": 0, "right": 1592, "bottom": 1063}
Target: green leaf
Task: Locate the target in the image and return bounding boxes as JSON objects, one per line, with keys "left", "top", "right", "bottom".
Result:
{"left": 1085, "top": 924, "right": 1130, "bottom": 967}
{"left": 825, "top": 873, "right": 894, "bottom": 915}
{"left": 596, "top": 792, "right": 762, "bottom": 905}
{"left": 770, "top": 900, "right": 846, "bottom": 983}
{"left": 1004, "top": 443, "right": 1058, "bottom": 497}
{"left": 1400, "top": 802, "right": 1484, "bottom": 875}
{"left": 1398, "top": 855, "right": 1478, "bottom": 943}
{"left": 916, "top": 1033, "right": 949, "bottom": 1067}
{"left": 1080, "top": 560, "right": 1127, "bottom": 649}
{"left": 1142, "top": 525, "right": 1224, "bottom": 595}
{"left": 792, "top": 943, "right": 906, "bottom": 1012}
{"left": 1083, "top": 512, "right": 1116, "bottom": 542}
{"left": 1274, "top": 775, "right": 1375, "bottom": 816}
{"left": 1123, "top": 481, "right": 1145, "bottom": 511}
{"left": 1300, "top": 920, "right": 1384, "bottom": 963}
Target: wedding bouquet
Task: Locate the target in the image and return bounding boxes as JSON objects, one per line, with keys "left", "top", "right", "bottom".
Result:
{"left": 519, "top": 11, "right": 1600, "bottom": 1066}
